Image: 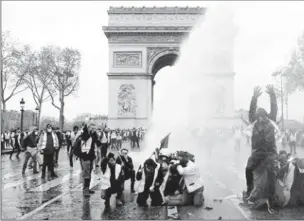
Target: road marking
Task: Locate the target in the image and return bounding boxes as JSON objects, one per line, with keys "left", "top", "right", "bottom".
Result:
{"left": 30, "top": 170, "right": 81, "bottom": 192}
{"left": 2, "top": 168, "right": 66, "bottom": 190}
{"left": 17, "top": 183, "right": 83, "bottom": 220}
{"left": 2, "top": 172, "right": 16, "bottom": 180}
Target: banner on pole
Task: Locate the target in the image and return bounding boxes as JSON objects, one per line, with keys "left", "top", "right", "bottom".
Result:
{"left": 160, "top": 133, "right": 171, "bottom": 149}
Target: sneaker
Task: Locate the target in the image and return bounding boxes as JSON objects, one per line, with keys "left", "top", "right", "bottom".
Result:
{"left": 51, "top": 174, "right": 58, "bottom": 178}
{"left": 131, "top": 189, "right": 136, "bottom": 193}
{"left": 33, "top": 171, "right": 39, "bottom": 174}
{"left": 89, "top": 189, "right": 95, "bottom": 194}
{"left": 116, "top": 199, "right": 123, "bottom": 207}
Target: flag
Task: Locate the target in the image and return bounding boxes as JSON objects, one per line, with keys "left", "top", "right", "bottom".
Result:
{"left": 160, "top": 133, "right": 171, "bottom": 149}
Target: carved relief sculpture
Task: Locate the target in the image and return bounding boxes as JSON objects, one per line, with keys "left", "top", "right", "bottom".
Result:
{"left": 114, "top": 52, "right": 142, "bottom": 67}
{"left": 117, "top": 84, "right": 137, "bottom": 117}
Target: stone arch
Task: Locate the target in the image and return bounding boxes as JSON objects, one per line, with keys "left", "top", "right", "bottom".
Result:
{"left": 148, "top": 49, "right": 180, "bottom": 75}
{"left": 102, "top": 6, "right": 236, "bottom": 129}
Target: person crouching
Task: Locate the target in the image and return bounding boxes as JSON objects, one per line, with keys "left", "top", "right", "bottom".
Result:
{"left": 175, "top": 155, "right": 204, "bottom": 207}
{"left": 116, "top": 148, "right": 136, "bottom": 193}
{"left": 74, "top": 123, "right": 96, "bottom": 197}
{"left": 136, "top": 158, "right": 161, "bottom": 207}
{"left": 100, "top": 152, "right": 125, "bottom": 208}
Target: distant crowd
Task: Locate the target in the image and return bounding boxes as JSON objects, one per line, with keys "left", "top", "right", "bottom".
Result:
{"left": 1, "top": 126, "right": 146, "bottom": 154}
{"left": 233, "top": 124, "right": 304, "bottom": 155}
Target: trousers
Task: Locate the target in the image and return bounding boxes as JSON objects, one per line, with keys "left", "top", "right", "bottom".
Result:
{"left": 23, "top": 148, "right": 38, "bottom": 173}
{"left": 42, "top": 153, "right": 55, "bottom": 175}
{"left": 137, "top": 188, "right": 163, "bottom": 206}
{"left": 245, "top": 151, "right": 277, "bottom": 205}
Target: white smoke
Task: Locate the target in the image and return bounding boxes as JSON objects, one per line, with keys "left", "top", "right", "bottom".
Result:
{"left": 144, "top": 3, "right": 238, "bottom": 158}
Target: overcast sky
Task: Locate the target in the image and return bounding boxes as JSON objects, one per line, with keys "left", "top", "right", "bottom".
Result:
{"left": 2, "top": 1, "right": 304, "bottom": 122}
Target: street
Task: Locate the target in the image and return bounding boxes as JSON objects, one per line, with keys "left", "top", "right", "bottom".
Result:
{"left": 2, "top": 142, "right": 304, "bottom": 220}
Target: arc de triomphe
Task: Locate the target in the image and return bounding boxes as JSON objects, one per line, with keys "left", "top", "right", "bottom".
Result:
{"left": 103, "top": 7, "right": 235, "bottom": 129}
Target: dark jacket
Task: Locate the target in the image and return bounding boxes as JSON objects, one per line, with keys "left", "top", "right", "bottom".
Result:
{"left": 249, "top": 93, "right": 278, "bottom": 153}
{"left": 65, "top": 134, "right": 72, "bottom": 146}
{"left": 56, "top": 131, "right": 63, "bottom": 147}
{"left": 116, "top": 155, "right": 134, "bottom": 173}
{"left": 74, "top": 135, "right": 96, "bottom": 161}
{"left": 23, "top": 132, "right": 38, "bottom": 148}
{"left": 131, "top": 131, "right": 138, "bottom": 140}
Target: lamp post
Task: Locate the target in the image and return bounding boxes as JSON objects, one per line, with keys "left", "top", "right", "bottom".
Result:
{"left": 35, "top": 106, "right": 39, "bottom": 128}
{"left": 20, "top": 98, "right": 25, "bottom": 132}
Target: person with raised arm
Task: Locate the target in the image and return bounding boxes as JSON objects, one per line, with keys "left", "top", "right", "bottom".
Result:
{"left": 244, "top": 85, "right": 278, "bottom": 213}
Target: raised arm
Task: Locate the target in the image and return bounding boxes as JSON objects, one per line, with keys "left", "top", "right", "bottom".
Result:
{"left": 266, "top": 85, "right": 277, "bottom": 122}
{"left": 249, "top": 86, "right": 262, "bottom": 123}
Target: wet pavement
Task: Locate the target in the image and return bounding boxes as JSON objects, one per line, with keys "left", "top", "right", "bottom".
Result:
{"left": 1, "top": 141, "right": 304, "bottom": 220}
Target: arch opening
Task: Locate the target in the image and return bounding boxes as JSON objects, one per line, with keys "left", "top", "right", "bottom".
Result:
{"left": 150, "top": 53, "right": 178, "bottom": 114}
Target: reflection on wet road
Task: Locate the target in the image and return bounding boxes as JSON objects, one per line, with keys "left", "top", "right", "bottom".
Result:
{"left": 1, "top": 142, "right": 304, "bottom": 220}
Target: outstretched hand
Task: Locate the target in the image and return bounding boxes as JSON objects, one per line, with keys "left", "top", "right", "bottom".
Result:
{"left": 265, "top": 85, "right": 275, "bottom": 95}
{"left": 253, "top": 86, "right": 263, "bottom": 98}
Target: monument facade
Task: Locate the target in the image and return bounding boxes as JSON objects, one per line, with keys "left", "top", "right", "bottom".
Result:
{"left": 103, "top": 7, "right": 235, "bottom": 129}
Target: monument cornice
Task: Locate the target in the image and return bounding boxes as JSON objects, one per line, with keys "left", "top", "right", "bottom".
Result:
{"left": 105, "top": 32, "right": 187, "bottom": 44}
{"left": 107, "top": 72, "right": 153, "bottom": 77}
{"left": 103, "top": 26, "right": 192, "bottom": 33}
{"left": 107, "top": 6, "right": 206, "bottom": 14}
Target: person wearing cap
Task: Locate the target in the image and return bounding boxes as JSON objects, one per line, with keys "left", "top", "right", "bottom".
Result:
{"left": 74, "top": 123, "right": 97, "bottom": 197}
{"left": 136, "top": 158, "right": 161, "bottom": 207}
{"left": 100, "top": 152, "right": 125, "bottom": 208}
{"left": 116, "top": 148, "right": 136, "bottom": 193}
{"left": 39, "top": 124, "right": 59, "bottom": 178}
{"left": 244, "top": 85, "right": 278, "bottom": 213}
{"left": 22, "top": 128, "right": 40, "bottom": 175}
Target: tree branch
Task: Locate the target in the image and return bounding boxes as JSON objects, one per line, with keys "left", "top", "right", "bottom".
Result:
{"left": 4, "top": 86, "right": 28, "bottom": 102}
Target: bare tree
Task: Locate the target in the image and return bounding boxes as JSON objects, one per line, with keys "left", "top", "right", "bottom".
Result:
{"left": 24, "top": 49, "right": 56, "bottom": 128}
{"left": 42, "top": 46, "right": 81, "bottom": 131}
{"left": 272, "top": 62, "right": 297, "bottom": 120}
{"left": 1, "top": 31, "right": 32, "bottom": 131}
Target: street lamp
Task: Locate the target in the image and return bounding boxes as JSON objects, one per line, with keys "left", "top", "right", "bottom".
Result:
{"left": 20, "top": 98, "right": 25, "bottom": 132}
{"left": 35, "top": 106, "right": 39, "bottom": 127}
